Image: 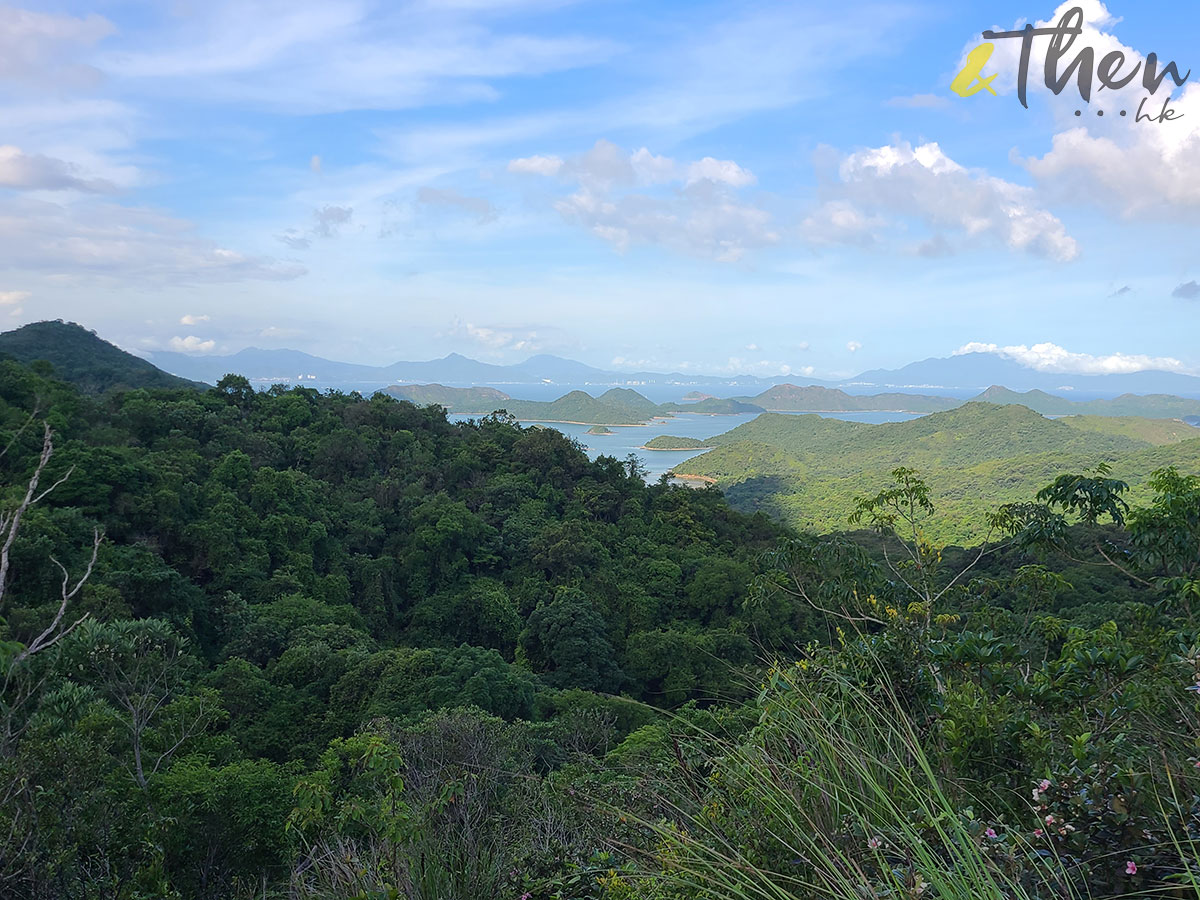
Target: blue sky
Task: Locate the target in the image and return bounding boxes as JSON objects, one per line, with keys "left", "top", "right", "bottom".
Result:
{"left": 3, "top": 0, "right": 1200, "bottom": 378}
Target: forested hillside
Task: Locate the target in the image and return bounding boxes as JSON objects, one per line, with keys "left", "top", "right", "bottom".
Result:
{"left": 0, "top": 321, "right": 207, "bottom": 393}
{"left": 672, "top": 404, "right": 1200, "bottom": 541}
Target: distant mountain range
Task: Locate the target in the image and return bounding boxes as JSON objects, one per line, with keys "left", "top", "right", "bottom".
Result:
{"left": 147, "top": 343, "right": 1200, "bottom": 399}
{"left": 4, "top": 321, "right": 1200, "bottom": 419}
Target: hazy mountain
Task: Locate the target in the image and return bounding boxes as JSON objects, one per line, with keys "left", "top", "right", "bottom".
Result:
{"left": 0, "top": 321, "right": 205, "bottom": 393}
{"left": 849, "top": 352, "right": 1200, "bottom": 397}
{"left": 740, "top": 384, "right": 957, "bottom": 413}
{"left": 971, "top": 385, "right": 1200, "bottom": 419}
{"left": 144, "top": 342, "right": 1200, "bottom": 400}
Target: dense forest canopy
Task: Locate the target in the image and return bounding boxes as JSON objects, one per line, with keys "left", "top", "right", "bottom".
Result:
{"left": 0, "top": 352, "right": 1198, "bottom": 900}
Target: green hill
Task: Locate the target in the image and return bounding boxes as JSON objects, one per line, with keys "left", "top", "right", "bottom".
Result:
{"left": 740, "top": 383, "right": 957, "bottom": 413}
{"left": 972, "top": 385, "right": 1200, "bottom": 419}
{"left": 662, "top": 397, "right": 764, "bottom": 415}
{"left": 384, "top": 383, "right": 511, "bottom": 410}
{"left": 673, "top": 403, "right": 1200, "bottom": 543}
{"left": 490, "top": 390, "right": 654, "bottom": 425}
{"left": 0, "top": 320, "right": 206, "bottom": 393}
{"left": 642, "top": 435, "right": 710, "bottom": 450}
{"left": 586, "top": 425, "right": 614, "bottom": 435}
{"left": 1058, "top": 415, "right": 1198, "bottom": 445}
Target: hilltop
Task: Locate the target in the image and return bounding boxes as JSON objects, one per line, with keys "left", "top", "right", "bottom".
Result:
{"left": 672, "top": 403, "right": 1200, "bottom": 542}
{"left": 972, "top": 385, "right": 1200, "bottom": 419}
{"left": 0, "top": 321, "right": 206, "bottom": 394}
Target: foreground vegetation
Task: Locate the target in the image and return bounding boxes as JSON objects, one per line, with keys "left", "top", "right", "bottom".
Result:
{"left": 0, "top": 357, "right": 1198, "bottom": 899}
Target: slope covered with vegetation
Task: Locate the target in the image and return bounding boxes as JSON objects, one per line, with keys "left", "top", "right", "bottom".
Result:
{"left": 973, "top": 384, "right": 1200, "bottom": 418}
{"left": 740, "top": 383, "right": 957, "bottom": 412}
{"left": 673, "top": 404, "right": 1200, "bottom": 542}
{"left": 0, "top": 320, "right": 207, "bottom": 393}
{"left": 2, "top": 359, "right": 1200, "bottom": 900}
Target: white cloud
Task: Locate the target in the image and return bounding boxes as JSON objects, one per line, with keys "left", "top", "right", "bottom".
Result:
{"left": 95, "top": 1, "right": 618, "bottom": 116}
{"left": 309, "top": 154, "right": 322, "bottom": 174}
{"left": 0, "top": 195, "right": 306, "bottom": 285}
{"left": 630, "top": 148, "right": 675, "bottom": 184}
{"left": 448, "top": 320, "right": 545, "bottom": 354}
{"left": 510, "top": 140, "right": 777, "bottom": 262}
{"left": 169, "top": 335, "right": 217, "bottom": 353}
{"left": 961, "top": 2, "right": 1200, "bottom": 218}
{"left": 954, "top": 341, "right": 1190, "bottom": 374}
{"left": 0, "top": 290, "right": 30, "bottom": 306}
{"left": 0, "top": 145, "right": 114, "bottom": 192}
{"left": 846, "top": 340, "right": 862, "bottom": 352}
{"left": 1022, "top": 83, "right": 1200, "bottom": 217}
{"left": 180, "top": 313, "right": 210, "bottom": 325}
{"left": 685, "top": 157, "right": 756, "bottom": 188}
{"left": 0, "top": 6, "right": 113, "bottom": 90}
{"left": 810, "top": 141, "right": 1079, "bottom": 261}
{"left": 801, "top": 200, "right": 884, "bottom": 246}
{"left": 508, "top": 154, "right": 564, "bottom": 177}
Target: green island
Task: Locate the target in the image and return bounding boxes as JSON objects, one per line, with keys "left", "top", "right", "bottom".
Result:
{"left": 0, "top": 323, "right": 1198, "bottom": 900}
{"left": 642, "top": 434, "right": 711, "bottom": 450}
{"left": 585, "top": 424, "right": 613, "bottom": 435}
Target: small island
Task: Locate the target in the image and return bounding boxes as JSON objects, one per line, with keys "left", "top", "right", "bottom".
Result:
{"left": 586, "top": 425, "right": 614, "bottom": 435}
{"left": 642, "top": 435, "right": 710, "bottom": 450}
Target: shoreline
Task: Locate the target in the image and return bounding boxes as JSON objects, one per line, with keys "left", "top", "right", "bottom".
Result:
{"left": 669, "top": 472, "right": 717, "bottom": 485}
{"left": 640, "top": 445, "right": 713, "bottom": 451}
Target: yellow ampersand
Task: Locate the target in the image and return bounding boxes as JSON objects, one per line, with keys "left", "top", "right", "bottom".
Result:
{"left": 951, "top": 43, "right": 998, "bottom": 97}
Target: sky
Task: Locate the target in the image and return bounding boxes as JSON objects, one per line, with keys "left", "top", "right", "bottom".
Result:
{"left": 3, "top": 0, "right": 1200, "bottom": 379}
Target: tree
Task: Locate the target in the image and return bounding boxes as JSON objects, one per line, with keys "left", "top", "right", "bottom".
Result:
{"left": 69, "top": 618, "right": 218, "bottom": 788}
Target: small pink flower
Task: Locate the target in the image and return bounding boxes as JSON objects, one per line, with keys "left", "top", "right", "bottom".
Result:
{"left": 1034, "top": 828, "right": 1044, "bottom": 837}
{"left": 867, "top": 836, "right": 882, "bottom": 850}
{"left": 1045, "top": 814, "right": 1055, "bottom": 825}
{"left": 1125, "top": 861, "right": 1137, "bottom": 876}
{"left": 985, "top": 827, "right": 997, "bottom": 839}
{"left": 1039, "top": 779, "right": 1051, "bottom": 792}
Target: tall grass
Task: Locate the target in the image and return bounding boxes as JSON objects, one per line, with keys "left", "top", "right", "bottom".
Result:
{"left": 617, "top": 663, "right": 1076, "bottom": 900}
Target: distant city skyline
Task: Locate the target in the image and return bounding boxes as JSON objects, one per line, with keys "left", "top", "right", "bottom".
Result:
{"left": 3, "top": 1, "right": 1199, "bottom": 379}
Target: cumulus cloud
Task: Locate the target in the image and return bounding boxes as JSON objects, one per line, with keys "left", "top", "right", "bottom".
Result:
{"left": 846, "top": 341, "right": 862, "bottom": 352}
{"left": 180, "top": 313, "right": 209, "bottom": 325}
{"left": 169, "top": 335, "right": 216, "bottom": 353}
{"left": 801, "top": 200, "right": 884, "bottom": 246}
{"left": 0, "top": 290, "right": 29, "bottom": 306}
{"left": 954, "top": 341, "right": 1190, "bottom": 374}
{"left": 1173, "top": 281, "right": 1200, "bottom": 300}
{"left": 0, "top": 145, "right": 115, "bottom": 192}
{"left": 808, "top": 141, "right": 1078, "bottom": 261}
{"left": 958, "top": 2, "right": 1200, "bottom": 218}
{"left": 508, "top": 139, "right": 776, "bottom": 262}
{"left": 417, "top": 187, "right": 497, "bottom": 223}
{"left": 685, "top": 157, "right": 756, "bottom": 188}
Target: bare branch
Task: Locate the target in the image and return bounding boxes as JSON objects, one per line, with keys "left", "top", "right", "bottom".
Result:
{"left": 13, "top": 529, "right": 101, "bottom": 665}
